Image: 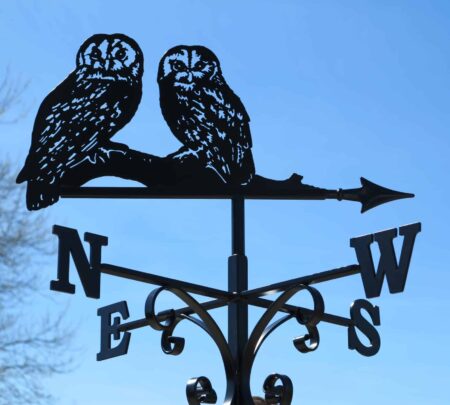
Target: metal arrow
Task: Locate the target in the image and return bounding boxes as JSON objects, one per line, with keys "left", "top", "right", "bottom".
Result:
{"left": 334, "top": 177, "right": 415, "bottom": 213}
{"left": 60, "top": 173, "right": 414, "bottom": 213}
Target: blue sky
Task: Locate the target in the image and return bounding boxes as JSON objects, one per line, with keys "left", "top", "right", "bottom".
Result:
{"left": 1, "top": 1, "right": 450, "bottom": 404}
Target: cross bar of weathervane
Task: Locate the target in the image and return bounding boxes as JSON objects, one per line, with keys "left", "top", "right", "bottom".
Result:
{"left": 101, "top": 263, "right": 233, "bottom": 300}
{"left": 100, "top": 263, "right": 359, "bottom": 302}
{"left": 117, "top": 296, "right": 353, "bottom": 333}
{"left": 249, "top": 297, "right": 353, "bottom": 327}
{"left": 108, "top": 263, "right": 359, "bottom": 333}
{"left": 241, "top": 264, "right": 360, "bottom": 299}
{"left": 117, "top": 298, "right": 230, "bottom": 332}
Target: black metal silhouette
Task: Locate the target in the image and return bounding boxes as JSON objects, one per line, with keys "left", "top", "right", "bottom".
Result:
{"left": 16, "top": 36, "right": 414, "bottom": 213}
{"left": 350, "top": 222, "right": 422, "bottom": 297}
{"left": 58, "top": 173, "right": 415, "bottom": 213}
{"left": 158, "top": 45, "right": 255, "bottom": 185}
{"left": 48, "top": 214, "right": 420, "bottom": 404}
{"left": 187, "top": 377, "right": 218, "bottom": 405}
{"left": 16, "top": 33, "right": 143, "bottom": 210}
{"left": 263, "top": 374, "right": 293, "bottom": 405}
{"left": 21, "top": 33, "right": 420, "bottom": 404}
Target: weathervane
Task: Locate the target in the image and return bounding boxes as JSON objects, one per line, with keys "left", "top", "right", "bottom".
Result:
{"left": 17, "top": 33, "right": 421, "bottom": 404}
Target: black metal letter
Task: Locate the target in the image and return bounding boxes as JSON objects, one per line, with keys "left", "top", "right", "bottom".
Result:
{"left": 350, "top": 222, "right": 421, "bottom": 298}
{"left": 348, "top": 299, "right": 381, "bottom": 357}
{"left": 50, "top": 225, "right": 108, "bottom": 298}
{"left": 97, "top": 301, "right": 131, "bottom": 361}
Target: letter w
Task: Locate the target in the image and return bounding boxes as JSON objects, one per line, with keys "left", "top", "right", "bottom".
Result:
{"left": 350, "top": 223, "right": 421, "bottom": 298}
{"left": 50, "top": 225, "right": 108, "bottom": 299}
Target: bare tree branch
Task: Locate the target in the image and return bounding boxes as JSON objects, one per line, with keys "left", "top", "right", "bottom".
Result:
{"left": 0, "top": 67, "right": 30, "bottom": 124}
{"left": 0, "top": 160, "right": 75, "bottom": 404}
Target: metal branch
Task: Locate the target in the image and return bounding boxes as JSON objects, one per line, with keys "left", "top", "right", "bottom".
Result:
{"left": 60, "top": 145, "right": 177, "bottom": 187}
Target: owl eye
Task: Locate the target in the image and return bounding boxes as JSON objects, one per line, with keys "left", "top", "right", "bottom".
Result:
{"left": 90, "top": 48, "right": 101, "bottom": 60}
{"left": 115, "top": 48, "right": 127, "bottom": 61}
{"left": 172, "top": 60, "right": 187, "bottom": 72}
{"left": 194, "top": 61, "right": 207, "bottom": 70}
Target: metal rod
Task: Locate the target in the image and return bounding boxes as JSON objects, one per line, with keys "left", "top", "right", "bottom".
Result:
{"left": 101, "top": 263, "right": 232, "bottom": 300}
{"left": 117, "top": 294, "right": 353, "bottom": 334}
{"left": 117, "top": 318, "right": 149, "bottom": 332}
{"left": 59, "top": 186, "right": 331, "bottom": 200}
{"left": 59, "top": 175, "right": 414, "bottom": 212}
{"left": 249, "top": 297, "right": 353, "bottom": 327}
{"left": 228, "top": 197, "right": 248, "bottom": 404}
{"left": 242, "top": 264, "right": 360, "bottom": 299}
{"left": 118, "top": 298, "right": 230, "bottom": 332}
{"left": 232, "top": 196, "right": 245, "bottom": 255}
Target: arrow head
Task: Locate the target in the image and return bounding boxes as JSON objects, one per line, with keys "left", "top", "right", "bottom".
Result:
{"left": 358, "top": 177, "right": 414, "bottom": 213}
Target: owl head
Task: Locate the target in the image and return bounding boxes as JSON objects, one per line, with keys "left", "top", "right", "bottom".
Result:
{"left": 76, "top": 34, "right": 143, "bottom": 82}
{"left": 158, "top": 45, "right": 224, "bottom": 90}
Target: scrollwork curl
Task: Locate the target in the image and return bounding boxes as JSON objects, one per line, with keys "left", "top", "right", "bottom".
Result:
{"left": 263, "top": 373, "right": 293, "bottom": 405}
{"left": 161, "top": 317, "right": 185, "bottom": 355}
{"left": 186, "top": 376, "right": 218, "bottom": 405}
{"left": 293, "top": 286, "right": 324, "bottom": 353}
{"left": 144, "top": 287, "right": 236, "bottom": 405}
{"left": 241, "top": 284, "right": 324, "bottom": 403}
{"left": 145, "top": 287, "right": 177, "bottom": 331}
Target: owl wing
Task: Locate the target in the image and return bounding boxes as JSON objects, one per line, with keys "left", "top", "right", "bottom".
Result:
{"left": 203, "top": 85, "right": 252, "bottom": 146}
{"left": 201, "top": 84, "right": 255, "bottom": 183}
{"left": 17, "top": 75, "right": 139, "bottom": 184}
{"left": 16, "top": 72, "right": 79, "bottom": 183}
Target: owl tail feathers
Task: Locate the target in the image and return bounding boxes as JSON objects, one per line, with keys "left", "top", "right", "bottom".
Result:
{"left": 16, "top": 165, "right": 29, "bottom": 184}
{"left": 25, "top": 181, "right": 60, "bottom": 211}
{"left": 235, "top": 152, "right": 256, "bottom": 186}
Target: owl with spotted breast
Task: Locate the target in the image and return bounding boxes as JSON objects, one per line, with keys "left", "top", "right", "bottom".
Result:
{"left": 158, "top": 45, "right": 255, "bottom": 185}
{"left": 16, "top": 33, "right": 143, "bottom": 210}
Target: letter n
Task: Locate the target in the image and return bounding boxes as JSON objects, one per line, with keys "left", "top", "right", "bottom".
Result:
{"left": 50, "top": 225, "right": 108, "bottom": 299}
{"left": 350, "top": 223, "right": 421, "bottom": 298}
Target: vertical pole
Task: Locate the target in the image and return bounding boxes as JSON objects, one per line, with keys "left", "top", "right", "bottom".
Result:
{"left": 228, "top": 197, "right": 248, "bottom": 404}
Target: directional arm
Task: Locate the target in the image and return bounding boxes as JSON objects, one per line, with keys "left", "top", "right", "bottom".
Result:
{"left": 61, "top": 170, "right": 414, "bottom": 213}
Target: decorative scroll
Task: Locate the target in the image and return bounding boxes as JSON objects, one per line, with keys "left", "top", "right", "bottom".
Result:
{"left": 292, "top": 286, "right": 324, "bottom": 353}
{"left": 263, "top": 374, "right": 293, "bottom": 405}
{"left": 240, "top": 284, "right": 325, "bottom": 403}
{"left": 186, "top": 376, "right": 218, "bottom": 405}
{"left": 52, "top": 222, "right": 416, "bottom": 403}
{"left": 139, "top": 285, "right": 324, "bottom": 404}
{"left": 144, "top": 287, "right": 235, "bottom": 405}
{"left": 143, "top": 285, "right": 324, "bottom": 404}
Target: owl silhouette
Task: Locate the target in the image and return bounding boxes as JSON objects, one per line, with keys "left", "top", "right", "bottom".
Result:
{"left": 158, "top": 45, "right": 255, "bottom": 185}
{"left": 16, "top": 33, "right": 143, "bottom": 210}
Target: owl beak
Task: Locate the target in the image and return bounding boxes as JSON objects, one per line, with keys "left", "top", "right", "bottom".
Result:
{"left": 104, "top": 59, "right": 111, "bottom": 71}
{"left": 186, "top": 72, "right": 193, "bottom": 83}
